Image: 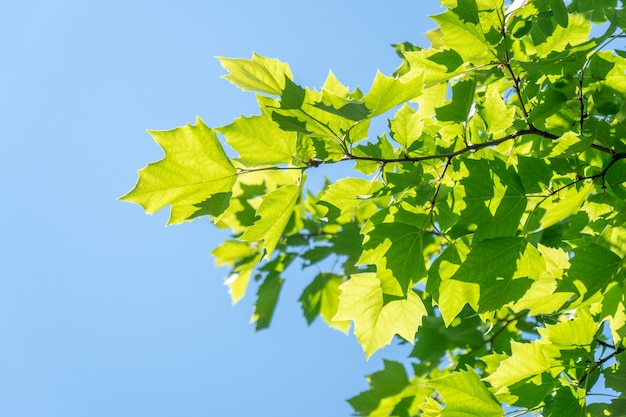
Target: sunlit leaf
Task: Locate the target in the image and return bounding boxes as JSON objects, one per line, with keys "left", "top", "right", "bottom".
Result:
{"left": 430, "top": 368, "right": 502, "bottom": 417}
{"left": 334, "top": 273, "right": 426, "bottom": 358}
{"left": 121, "top": 117, "right": 237, "bottom": 224}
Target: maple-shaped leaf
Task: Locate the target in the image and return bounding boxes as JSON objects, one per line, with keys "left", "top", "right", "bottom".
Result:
{"left": 364, "top": 70, "right": 424, "bottom": 117}
{"left": 334, "top": 273, "right": 426, "bottom": 359}
{"left": 560, "top": 243, "right": 622, "bottom": 302}
{"left": 430, "top": 368, "right": 503, "bottom": 417}
{"left": 388, "top": 104, "right": 424, "bottom": 150}
{"left": 239, "top": 181, "right": 303, "bottom": 258}
{"left": 430, "top": 9, "right": 493, "bottom": 64}
{"left": 317, "top": 178, "right": 384, "bottom": 222}
{"left": 537, "top": 308, "right": 599, "bottom": 349}
{"left": 218, "top": 114, "right": 298, "bottom": 166}
{"left": 299, "top": 273, "right": 350, "bottom": 333}
{"left": 217, "top": 53, "right": 292, "bottom": 96}
{"left": 479, "top": 86, "right": 516, "bottom": 135}
{"left": 212, "top": 240, "right": 263, "bottom": 304}
{"left": 427, "top": 237, "right": 543, "bottom": 325}
{"left": 359, "top": 216, "right": 429, "bottom": 296}
{"left": 121, "top": 117, "right": 237, "bottom": 224}
{"left": 252, "top": 273, "right": 283, "bottom": 331}
{"left": 484, "top": 340, "right": 552, "bottom": 390}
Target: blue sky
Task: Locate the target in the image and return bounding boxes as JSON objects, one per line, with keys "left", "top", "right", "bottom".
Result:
{"left": 1, "top": 1, "right": 440, "bottom": 416}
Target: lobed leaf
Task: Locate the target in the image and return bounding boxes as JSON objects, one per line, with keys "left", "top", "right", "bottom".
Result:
{"left": 334, "top": 273, "right": 426, "bottom": 358}
{"left": 121, "top": 117, "right": 237, "bottom": 224}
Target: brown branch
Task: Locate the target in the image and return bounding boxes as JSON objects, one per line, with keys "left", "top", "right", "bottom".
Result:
{"left": 342, "top": 127, "right": 558, "bottom": 165}
{"left": 486, "top": 310, "right": 529, "bottom": 351}
{"left": 578, "top": 345, "right": 625, "bottom": 386}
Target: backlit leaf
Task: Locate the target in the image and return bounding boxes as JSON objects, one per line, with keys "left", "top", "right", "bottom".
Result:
{"left": 218, "top": 53, "right": 292, "bottom": 95}
{"left": 430, "top": 368, "right": 503, "bottom": 417}
{"left": 334, "top": 273, "right": 426, "bottom": 358}
{"left": 121, "top": 118, "right": 237, "bottom": 224}
{"left": 218, "top": 114, "right": 297, "bottom": 165}
{"left": 240, "top": 182, "right": 303, "bottom": 258}
{"left": 484, "top": 340, "right": 552, "bottom": 389}
{"left": 299, "top": 273, "right": 350, "bottom": 333}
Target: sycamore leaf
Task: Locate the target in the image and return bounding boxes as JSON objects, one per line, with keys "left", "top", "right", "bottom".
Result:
{"left": 430, "top": 368, "right": 503, "bottom": 417}
{"left": 561, "top": 243, "right": 622, "bottom": 301}
{"left": 334, "top": 273, "right": 426, "bottom": 358}
{"left": 403, "top": 49, "right": 469, "bottom": 89}
{"left": 537, "top": 308, "right": 599, "bottom": 348}
{"left": 252, "top": 273, "right": 283, "bottom": 331}
{"left": 239, "top": 182, "right": 303, "bottom": 258}
{"left": 121, "top": 117, "right": 237, "bottom": 224}
{"left": 431, "top": 9, "right": 493, "bottom": 64}
{"left": 480, "top": 86, "right": 516, "bottom": 135}
{"left": 359, "top": 222, "right": 428, "bottom": 296}
{"left": 388, "top": 104, "right": 424, "bottom": 150}
{"left": 218, "top": 114, "right": 297, "bottom": 165}
{"left": 299, "top": 273, "right": 350, "bottom": 333}
{"left": 435, "top": 77, "right": 477, "bottom": 122}
{"left": 217, "top": 53, "right": 292, "bottom": 95}
{"left": 428, "top": 237, "right": 543, "bottom": 325}
{"left": 363, "top": 70, "right": 424, "bottom": 117}
{"left": 212, "top": 240, "right": 262, "bottom": 304}
{"left": 484, "top": 340, "right": 552, "bottom": 389}
{"left": 601, "top": 281, "right": 626, "bottom": 344}
{"left": 317, "top": 178, "right": 384, "bottom": 222}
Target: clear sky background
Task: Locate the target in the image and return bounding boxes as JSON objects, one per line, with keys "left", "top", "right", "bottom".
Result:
{"left": 1, "top": 1, "right": 441, "bottom": 416}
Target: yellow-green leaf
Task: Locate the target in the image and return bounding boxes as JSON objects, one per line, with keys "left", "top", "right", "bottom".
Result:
{"left": 334, "top": 273, "right": 427, "bottom": 358}
{"left": 218, "top": 114, "right": 297, "bottom": 165}
{"left": 430, "top": 368, "right": 503, "bottom": 417}
{"left": 484, "top": 340, "right": 552, "bottom": 389}
{"left": 218, "top": 53, "right": 292, "bottom": 95}
{"left": 239, "top": 182, "right": 303, "bottom": 258}
{"left": 121, "top": 117, "right": 237, "bottom": 224}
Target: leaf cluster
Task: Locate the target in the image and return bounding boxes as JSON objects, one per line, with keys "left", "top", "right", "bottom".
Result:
{"left": 122, "top": 0, "right": 626, "bottom": 415}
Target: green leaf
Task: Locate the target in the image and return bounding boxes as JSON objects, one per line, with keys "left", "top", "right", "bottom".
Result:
{"left": 435, "top": 77, "right": 477, "bottom": 122}
{"left": 389, "top": 104, "right": 424, "bottom": 150}
{"left": 548, "top": 131, "right": 593, "bottom": 158}
{"left": 334, "top": 273, "right": 426, "bottom": 358}
{"left": 601, "top": 281, "right": 626, "bottom": 343}
{"left": 317, "top": 178, "right": 384, "bottom": 222}
{"left": 484, "top": 340, "right": 552, "bottom": 389}
{"left": 313, "top": 101, "right": 370, "bottom": 121}
{"left": 479, "top": 86, "right": 516, "bottom": 135}
{"left": 299, "top": 273, "right": 350, "bottom": 333}
{"left": 252, "top": 271, "right": 284, "bottom": 331}
{"left": 534, "top": 13, "right": 592, "bottom": 57}
{"left": 213, "top": 240, "right": 262, "bottom": 304}
{"left": 604, "top": 354, "right": 626, "bottom": 393}
{"left": 430, "top": 368, "right": 503, "bottom": 417}
{"left": 549, "top": 0, "right": 568, "bottom": 28}
{"left": 363, "top": 70, "right": 424, "bottom": 117}
{"left": 121, "top": 117, "right": 237, "bottom": 224}
{"left": 218, "top": 53, "right": 292, "bottom": 95}
{"left": 560, "top": 243, "right": 622, "bottom": 302}
{"left": 218, "top": 114, "right": 297, "bottom": 165}
{"left": 543, "top": 386, "right": 585, "bottom": 417}
{"left": 453, "top": 158, "right": 527, "bottom": 241}
{"left": 428, "top": 237, "right": 543, "bottom": 324}
{"left": 369, "top": 360, "right": 410, "bottom": 397}
{"left": 240, "top": 182, "right": 303, "bottom": 258}
{"left": 359, "top": 221, "right": 428, "bottom": 296}
{"left": 537, "top": 308, "right": 599, "bottom": 349}
{"left": 279, "top": 76, "right": 306, "bottom": 110}
{"left": 431, "top": 9, "right": 493, "bottom": 64}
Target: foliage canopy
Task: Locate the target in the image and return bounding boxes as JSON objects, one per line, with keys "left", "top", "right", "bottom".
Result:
{"left": 123, "top": 0, "right": 626, "bottom": 415}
